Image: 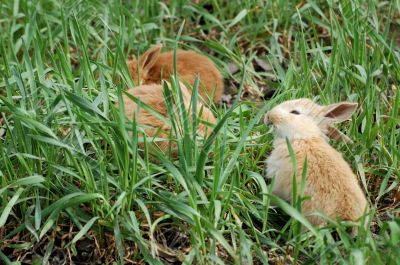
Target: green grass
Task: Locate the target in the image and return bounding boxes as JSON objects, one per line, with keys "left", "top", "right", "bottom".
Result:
{"left": 1, "top": 0, "right": 399, "bottom": 264}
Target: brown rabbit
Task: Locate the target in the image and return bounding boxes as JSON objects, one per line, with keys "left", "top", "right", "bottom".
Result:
{"left": 127, "top": 44, "right": 224, "bottom": 105}
{"left": 116, "top": 81, "right": 216, "bottom": 153}
{"left": 264, "top": 98, "right": 368, "bottom": 231}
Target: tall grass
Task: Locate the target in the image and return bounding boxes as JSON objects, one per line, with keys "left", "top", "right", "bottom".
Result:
{"left": 0, "top": 0, "right": 399, "bottom": 264}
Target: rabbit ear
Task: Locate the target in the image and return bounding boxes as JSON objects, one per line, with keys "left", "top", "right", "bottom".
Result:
{"left": 176, "top": 81, "right": 194, "bottom": 110}
{"left": 323, "top": 102, "right": 358, "bottom": 124}
{"left": 139, "top": 44, "right": 162, "bottom": 74}
{"left": 178, "top": 82, "right": 192, "bottom": 101}
{"left": 326, "top": 125, "right": 354, "bottom": 144}
{"left": 162, "top": 80, "right": 192, "bottom": 107}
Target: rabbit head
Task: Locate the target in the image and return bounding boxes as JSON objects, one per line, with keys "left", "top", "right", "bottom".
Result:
{"left": 165, "top": 81, "right": 217, "bottom": 136}
{"left": 117, "top": 81, "right": 216, "bottom": 153}
{"left": 128, "top": 44, "right": 162, "bottom": 86}
{"left": 264, "top": 98, "right": 358, "bottom": 142}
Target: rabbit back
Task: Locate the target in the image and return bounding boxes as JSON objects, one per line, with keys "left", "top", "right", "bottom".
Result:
{"left": 146, "top": 51, "right": 223, "bottom": 104}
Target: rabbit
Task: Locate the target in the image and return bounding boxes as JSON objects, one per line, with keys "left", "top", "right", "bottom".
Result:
{"left": 126, "top": 44, "right": 224, "bottom": 105}
{"left": 115, "top": 81, "right": 216, "bottom": 153}
{"left": 264, "top": 98, "right": 368, "bottom": 230}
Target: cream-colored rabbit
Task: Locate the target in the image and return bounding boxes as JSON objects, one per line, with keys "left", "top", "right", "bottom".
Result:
{"left": 264, "top": 98, "right": 368, "bottom": 229}
{"left": 127, "top": 44, "right": 224, "bottom": 105}
{"left": 116, "top": 82, "right": 216, "bottom": 153}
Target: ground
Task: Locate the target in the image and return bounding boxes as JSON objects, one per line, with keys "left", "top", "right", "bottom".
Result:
{"left": 0, "top": 0, "right": 399, "bottom": 264}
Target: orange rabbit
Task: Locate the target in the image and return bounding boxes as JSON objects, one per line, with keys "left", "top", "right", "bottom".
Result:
{"left": 116, "top": 82, "right": 216, "bottom": 153}
{"left": 127, "top": 44, "right": 224, "bottom": 105}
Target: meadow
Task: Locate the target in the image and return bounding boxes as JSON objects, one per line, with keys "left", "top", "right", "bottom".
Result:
{"left": 0, "top": 0, "right": 399, "bottom": 264}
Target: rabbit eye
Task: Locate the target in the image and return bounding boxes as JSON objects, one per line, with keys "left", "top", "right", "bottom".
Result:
{"left": 290, "top": 110, "right": 300, "bottom": 115}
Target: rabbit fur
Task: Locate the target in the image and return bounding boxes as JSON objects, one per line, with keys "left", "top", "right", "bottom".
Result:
{"left": 116, "top": 82, "right": 216, "bottom": 153}
{"left": 127, "top": 44, "right": 224, "bottom": 105}
{"left": 291, "top": 98, "right": 360, "bottom": 143}
{"left": 264, "top": 98, "right": 368, "bottom": 229}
